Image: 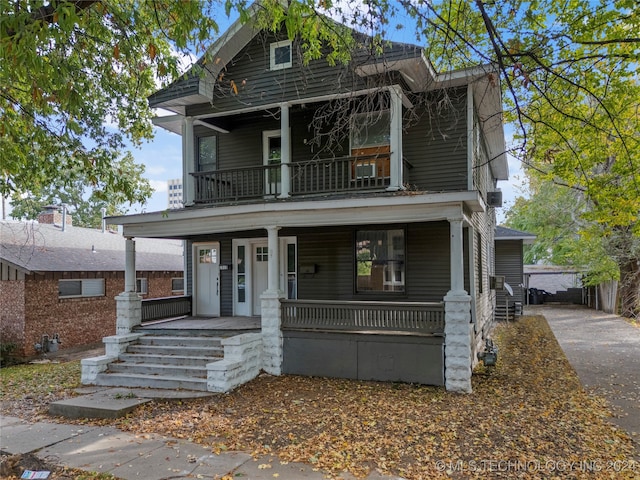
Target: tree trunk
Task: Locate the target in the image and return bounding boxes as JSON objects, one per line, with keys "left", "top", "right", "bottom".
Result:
{"left": 618, "top": 258, "right": 640, "bottom": 319}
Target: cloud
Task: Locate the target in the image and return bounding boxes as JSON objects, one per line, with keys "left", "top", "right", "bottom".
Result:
{"left": 145, "top": 165, "right": 168, "bottom": 176}
{"left": 149, "top": 179, "right": 169, "bottom": 193}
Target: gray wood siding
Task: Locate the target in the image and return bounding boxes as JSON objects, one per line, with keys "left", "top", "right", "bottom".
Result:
{"left": 296, "top": 227, "right": 354, "bottom": 301}
{"left": 217, "top": 116, "right": 277, "bottom": 169}
{"left": 404, "top": 90, "right": 468, "bottom": 192}
{"left": 495, "top": 240, "right": 525, "bottom": 305}
{"left": 295, "top": 222, "right": 451, "bottom": 302}
{"left": 186, "top": 35, "right": 366, "bottom": 116}
{"left": 406, "top": 222, "right": 452, "bottom": 302}
{"left": 220, "top": 239, "right": 233, "bottom": 316}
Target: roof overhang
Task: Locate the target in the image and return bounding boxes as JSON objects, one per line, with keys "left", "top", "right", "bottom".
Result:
{"left": 495, "top": 234, "right": 536, "bottom": 244}
{"left": 108, "top": 192, "right": 485, "bottom": 239}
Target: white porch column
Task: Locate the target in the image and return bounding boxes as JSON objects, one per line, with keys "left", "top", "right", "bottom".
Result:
{"left": 261, "top": 225, "right": 284, "bottom": 375}
{"left": 183, "top": 116, "right": 195, "bottom": 206}
{"left": 279, "top": 104, "right": 291, "bottom": 198}
{"left": 116, "top": 237, "right": 142, "bottom": 335}
{"left": 387, "top": 85, "right": 404, "bottom": 191}
{"left": 444, "top": 217, "right": 472, "bottom": 393}
{"left": 124, "top": 238, "right": 136, "bottom": 293}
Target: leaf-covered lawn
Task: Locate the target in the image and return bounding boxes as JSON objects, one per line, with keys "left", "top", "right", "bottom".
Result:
{"left": 2, "top": 316, "right": 638, "bottom": 479}
{"left": 0, "top": 361, "right": 81, "bottom": 419}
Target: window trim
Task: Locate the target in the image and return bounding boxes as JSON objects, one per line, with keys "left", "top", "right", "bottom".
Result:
{"left": 58, "top": 278, "right": 105, "bottom": 299}
{"left": 270, "top": 40, "right": 293, "bottom": 71}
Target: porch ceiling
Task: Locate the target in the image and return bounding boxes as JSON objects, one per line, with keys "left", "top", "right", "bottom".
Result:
{"left": 108, "top": 191, "right": 483, "bottom": 239}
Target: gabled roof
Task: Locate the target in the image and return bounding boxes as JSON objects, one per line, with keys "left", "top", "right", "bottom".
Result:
{"left": 149, "top": 2, "right": 508, "bottom": 180}
{"left": 0, "top": 221, "right": 183, "bottom": 274}
{"left": 495, "top": 226, "right": 536, "bottom": 244}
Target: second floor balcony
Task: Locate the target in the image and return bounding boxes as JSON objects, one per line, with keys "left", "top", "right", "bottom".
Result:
{"left": 191, "top": 154, "right": 411, "bottom": 204}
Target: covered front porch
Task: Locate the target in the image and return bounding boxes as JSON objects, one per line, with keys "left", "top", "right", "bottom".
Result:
{"left": 92, "top": 195, "right": 480, "bottom": 393}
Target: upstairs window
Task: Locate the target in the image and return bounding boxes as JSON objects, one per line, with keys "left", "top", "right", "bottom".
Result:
{"left": 198, "top": 136, "right": 217, "bottom": 172}
{"left": 270, "top": 40, "right": 292, "bottom": 70}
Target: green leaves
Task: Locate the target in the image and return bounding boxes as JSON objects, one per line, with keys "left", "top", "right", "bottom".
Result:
{"left": 1, "top": 0, "right": 219, "bottom": 203}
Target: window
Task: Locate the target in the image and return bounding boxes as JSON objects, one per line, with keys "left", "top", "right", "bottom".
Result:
{"left": 198, "top": 136, "right": 217, "bottom": 172}
{"left": 171, "top": 278, "right": 184, "bottom": 293}
{"left": 136, "top": 278, "right": 148, "bottom": 295}
{"left": 59, "top": 279, "right": 105, "bottom": 298}
{"left": 270, "top": 40, "right": 292, "bottom": 70}
{"left": 350, "top": 111, "right": 391, "bottom": 180}
{"left": 350, "top": 111, "right": 391, "bottom": 149}
{"left": 256, "top": 246, "right": 268, "bottom": 262}
{"left": 287, "top": 242, "right": 297, "bottom": 299}
{"left": 199, "top": 248, "right": 217, "bottom": 264}
{"left": 236, "top": 245, "right": 246, "bottom": 303}
{"left": 356, "top": 229, "right": 405, "bottom": 293}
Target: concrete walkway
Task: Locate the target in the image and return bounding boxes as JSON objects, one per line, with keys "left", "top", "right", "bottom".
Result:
{"left": 529, "top": 305, "right": 640, "bottom": 457}
{"left": 0, "top": 415, "right": 400, "bottom": 480}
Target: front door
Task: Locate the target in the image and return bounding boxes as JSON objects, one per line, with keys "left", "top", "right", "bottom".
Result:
{"left": 195, "top": 243, "right": 220, "bottom": 316}
{"left": 263, "top": 130, "right": 281, "bottom": 196}
{"left": 252, "top": 243, "right": 269, "bottom": 315}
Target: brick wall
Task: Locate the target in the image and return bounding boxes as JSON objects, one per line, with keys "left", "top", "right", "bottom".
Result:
{"left": 18, "top": 270, "right": 183, "bottom": 358}
{"left": 0, "top": 279, "right": 26, "bottom": 356}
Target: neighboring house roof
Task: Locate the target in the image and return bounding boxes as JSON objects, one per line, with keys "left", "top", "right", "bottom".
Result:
{"left": 149, "top": 3, "right": 508, "bottom": 180}
{"left": 495, "top": 226, "right": 536, "bottom": 244}
{"left": 0, "top": 221, "right": 183, "bottom": 274}
{"left": 524, "top": 265, "right": 582, "bottom": 275}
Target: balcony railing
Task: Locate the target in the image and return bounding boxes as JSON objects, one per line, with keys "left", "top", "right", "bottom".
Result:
{"left": 191, "top": 154, "right": 395, "bottom": 204}
{"left": 280, "top": 299, "right": 445, "bottom": 335}
{"left": 141, "top": 295, "right": 192, "bottom": 323}
{"left": 193, "top": 164, "right": 281, "bottom": 203}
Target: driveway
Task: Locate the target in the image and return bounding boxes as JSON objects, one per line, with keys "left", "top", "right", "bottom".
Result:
{"left": 527, "top": 305, "right": 640, "bottom": 458}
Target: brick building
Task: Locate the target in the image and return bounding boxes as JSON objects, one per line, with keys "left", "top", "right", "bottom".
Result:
{"left": 0, "top": 208, "right": 183, "bottom": 359}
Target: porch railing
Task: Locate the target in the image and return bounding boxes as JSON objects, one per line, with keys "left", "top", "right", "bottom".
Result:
{"left": 289, "top": 154, "right": 389, "bottom": 195}
{"left": 141, "top": 295, "right": 192, "bottom": 322}
{"left": 192, "top": 164, "right": 281, "bottom": 203}
{"left": 191, "top": 154, "right": 396, "bottom": 204}
{"left": 280, "top": 299, "right": 445, "bottom": 335}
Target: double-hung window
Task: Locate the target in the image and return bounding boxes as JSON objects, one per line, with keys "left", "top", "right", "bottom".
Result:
{"left": 136, "top": 278, "right": 148, "bottom": 295}
{"left": 355, "top": 229, "right": 405, "bottom": 293}
{"left": 198, "top": 136, "right": 217, "bottom": 172}
{"left": 350, "top": 111, "right": 391, "bottom": 181}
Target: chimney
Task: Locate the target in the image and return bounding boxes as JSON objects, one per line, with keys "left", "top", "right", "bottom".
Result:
{"left": 37, "top": 205, "right": 73, "bottom": 227}
{"left": 61, "top": 203, "right": 67, "bottom": 232}
{"left": 101, "top": 207, "right": 106, "bottom": 233}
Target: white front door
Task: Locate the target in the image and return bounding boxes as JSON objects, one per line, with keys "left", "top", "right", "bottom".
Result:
{"left": 195, "top": 243, "right": 220, "bottom": 316}
{"left": 252, "top": 243, "right": 269, "bottom": 315}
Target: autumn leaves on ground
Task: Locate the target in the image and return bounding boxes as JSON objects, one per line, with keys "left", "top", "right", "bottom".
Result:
{"left": 1, "top": 316, "right": 638, "bottom": 479}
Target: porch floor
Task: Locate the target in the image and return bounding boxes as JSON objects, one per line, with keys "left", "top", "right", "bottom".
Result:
{"left": 136, "top": 316, "right": 261, "bottom": 335}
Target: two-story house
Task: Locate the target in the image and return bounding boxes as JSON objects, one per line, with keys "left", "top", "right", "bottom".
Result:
{"left": 82, "top": 7, "right": 507, "bottom": 393}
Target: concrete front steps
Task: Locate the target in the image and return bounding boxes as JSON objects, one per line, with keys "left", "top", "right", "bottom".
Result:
{"left": 94, "top": 335, "right": 224, "bottom": 391}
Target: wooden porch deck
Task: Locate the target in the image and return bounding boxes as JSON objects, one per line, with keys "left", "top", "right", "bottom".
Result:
{"left": 137, "top": 316, "right": 261, "bottom": 335}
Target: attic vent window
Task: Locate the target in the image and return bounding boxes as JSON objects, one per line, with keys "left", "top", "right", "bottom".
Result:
{"left": 270, "top": 40, "right": 292, "bottom": 70}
